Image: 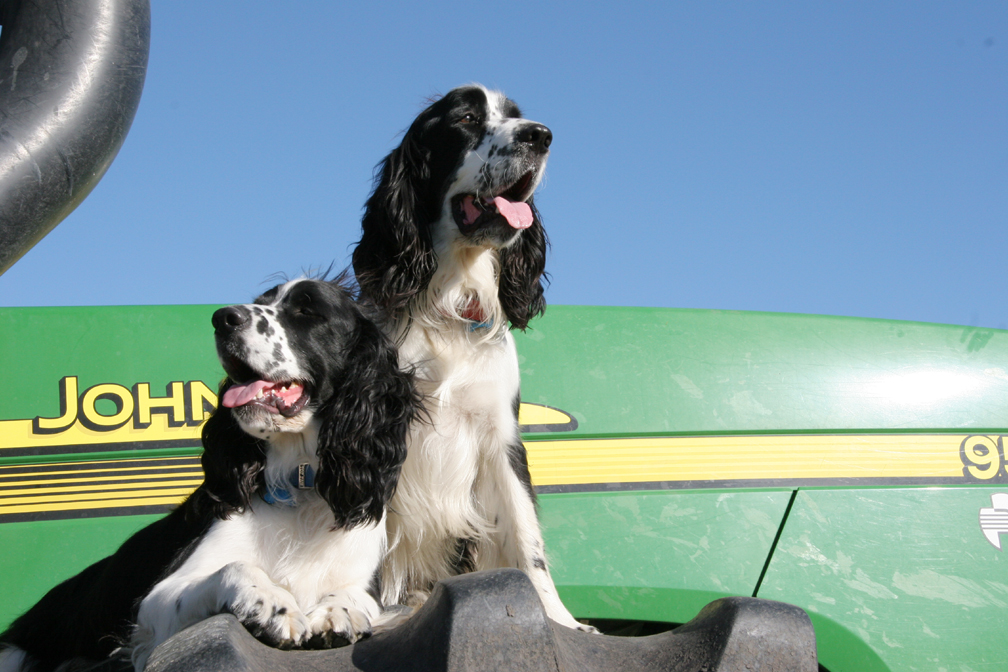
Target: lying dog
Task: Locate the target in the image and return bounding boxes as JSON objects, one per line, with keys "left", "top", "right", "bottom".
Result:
{"left": 0, "top": 277, "right": 419, "bottom": 672}
{"left": 353, "top": 84, "right": 590, "bottom": 631}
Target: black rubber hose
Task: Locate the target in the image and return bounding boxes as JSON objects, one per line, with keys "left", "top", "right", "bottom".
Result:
{"left": 0, "top": 0, "right": 150, "bottom": 274}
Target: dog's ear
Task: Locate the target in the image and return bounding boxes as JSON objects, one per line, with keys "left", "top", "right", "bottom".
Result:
{"left": 194, "top": 382, "right": 267, "bottom": 519}
{"left": 498, "top": 197, "right": 548, "bottom": 330}
{"left": 353, "top": 134, "right": 436, "bottom": 313}
{"left": 314, "top": 317, "right": 419, "bottom": 528}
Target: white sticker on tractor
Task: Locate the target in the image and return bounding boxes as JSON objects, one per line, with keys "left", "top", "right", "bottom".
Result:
{"left": 979, "top": 493, "right": 1008, "bottom": 550}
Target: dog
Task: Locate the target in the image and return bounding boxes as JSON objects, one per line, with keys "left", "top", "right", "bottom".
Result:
{"left": 352, "top": 84, "right": 591, "bottom": 631}
{"left": 0, "top": 276, "right": 420, "bottom": 672}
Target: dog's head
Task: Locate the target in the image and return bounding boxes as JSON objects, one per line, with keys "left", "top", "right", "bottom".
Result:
{"left": 353, "top": 84, "right": 551, "bottom": 330}
{"left": 198, "top": 276, "right": 419, "bottom": 527}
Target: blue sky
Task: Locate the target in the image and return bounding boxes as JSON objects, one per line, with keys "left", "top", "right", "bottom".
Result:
{"left": 2, "top": 2, "right": 1006, "bottom": 329}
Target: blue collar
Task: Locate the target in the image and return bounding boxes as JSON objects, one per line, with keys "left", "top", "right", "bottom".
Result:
{"left": 261, "top": 463, "right": 315, "bottom": 506}
{"left": 468, "top": 318, "right": 493, "bottom": 332}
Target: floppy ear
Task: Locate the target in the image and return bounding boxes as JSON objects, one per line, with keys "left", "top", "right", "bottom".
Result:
{"left": 498, "top": 196, "right": 548, "bottom": 330}
{"left": 353, "top": 134, "right": 436, "bottom": 312}
{"left": 194, "top": 381, "right": 267, "bottom": 519}
{"left": 314, "top": 317, "right": 420, "bottom": 528}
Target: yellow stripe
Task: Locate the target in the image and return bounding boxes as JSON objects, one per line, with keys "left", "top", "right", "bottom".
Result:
{"left": 0, "top": 471, "right": 203, "bottom": 488}
{"left": 2, "top": 495, "right": 190, "bottom": 515}
{"left": 0, "top": 416, "right": 202, "bottom": 451}
{"left": 0, "top": 457, "right": 197, "bottom": 471}
{"left": 0, "top": 487, "right": 198, "bottom": 507}
{"left": 0, "top": 402, "right": 561, "bottom": 452}
{"left": 0, "top": 433, "right": 978, "bottom": 518}
{"left": 0, "top": 479, "right": 204, "bottom": 498}
{"left": 525, "top": 434, "right": 966, "bottom": 486}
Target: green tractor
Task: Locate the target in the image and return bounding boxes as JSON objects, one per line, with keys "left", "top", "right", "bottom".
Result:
{"left": 4, "top": 302, "right": 1007, "bottom": 671}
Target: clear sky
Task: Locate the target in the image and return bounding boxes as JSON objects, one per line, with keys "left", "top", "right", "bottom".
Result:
{"left": 2, "top": 2, "right": 1005, "bottom": 329}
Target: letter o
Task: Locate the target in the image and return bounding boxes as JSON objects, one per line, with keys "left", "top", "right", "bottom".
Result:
{"left": 80, "top": 383, "right": 134, "bottom": 430}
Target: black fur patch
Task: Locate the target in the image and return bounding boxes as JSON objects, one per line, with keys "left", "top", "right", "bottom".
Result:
{"left": 366, "top": 565, "right": 383, "bottom": 605}
{"left": 507, "top": 439, "right": 536, "bottom": 505}
{"left": 508, "top": 392, "right": 536, "bottom": 503}
{"left": 452, "top": 538, "right": 480, "bottom": 575}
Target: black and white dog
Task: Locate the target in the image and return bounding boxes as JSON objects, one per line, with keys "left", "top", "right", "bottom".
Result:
{"left": 0, "top": 277, "right": 419, "bottom": 672}
{"left": 353, "top": 85, "right": 590, "bottom": 631}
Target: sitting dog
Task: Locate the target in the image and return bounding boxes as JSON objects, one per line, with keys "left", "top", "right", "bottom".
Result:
{"left": 0, "top": 276, "right": 419, "bottom": 672}
{"left": 353, "top": 84, "right": 590, "bottom": 631}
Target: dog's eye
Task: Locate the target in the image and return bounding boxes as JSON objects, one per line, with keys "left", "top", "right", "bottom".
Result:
{"left": 458, "top": 113, "right": 479, "bottom": 125}
{"left": 292, "top": 293, "right": 319, "bottom": 318}
{"left": 296, "top": 303, "right": 319, "bottom": 318}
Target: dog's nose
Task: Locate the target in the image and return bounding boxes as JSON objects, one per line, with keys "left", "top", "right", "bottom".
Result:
{"left": 212, "top": 306, "right": 251, "bottom": 334}
{"left": 516, "top": 123, "right": 552, "bottom": 153}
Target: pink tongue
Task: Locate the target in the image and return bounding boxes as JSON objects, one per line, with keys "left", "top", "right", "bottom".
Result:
{"left": 222, "top": 380, "right": 272, "bottom": 408}
{"left": 461, "top": 197, "right": 483, "bottom": 227}
{"left": 222, "top": 380, "right": 305, "bottom": 411}
{"left": 492, "top": 196, "right": 533, "bottom": 229}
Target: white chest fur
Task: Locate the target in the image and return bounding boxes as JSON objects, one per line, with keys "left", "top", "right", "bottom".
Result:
{"left": 393, "top": 325, "right": 521, "bottom": 538}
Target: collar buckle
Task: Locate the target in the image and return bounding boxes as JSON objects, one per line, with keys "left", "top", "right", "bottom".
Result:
{"left": 262, "top": 463, "right": 315, "bottom": 506}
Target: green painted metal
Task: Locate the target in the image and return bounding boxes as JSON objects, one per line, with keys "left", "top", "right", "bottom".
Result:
{"left": 517, "top": 306, "right": 1008, "bottom": 436}
{"left": 0, "top": 514, "right": 164, "bottom": 631}
{"left": 2, "top": 303, "right": 1007, "bottom": 672}
{"left": 759, "top": 487, "right": 1007, "bottom": 672}
{"left": 540, "top": 488, "right": 794, "bottom": 624}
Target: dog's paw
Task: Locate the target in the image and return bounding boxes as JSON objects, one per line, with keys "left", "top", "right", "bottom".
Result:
{"left": 302, "top": 591, "right": 376, "bottom": 649}
{"left": 576, "top": 622, "right": 601, "bottom": 634}
{"left": 221, "top": 565, "right": 309, "bottom": 648}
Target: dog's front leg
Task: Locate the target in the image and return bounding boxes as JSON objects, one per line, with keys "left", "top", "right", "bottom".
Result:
{"left": 131, "top": 561, "right": 308, "bottom": 670}
{"left": 479, "top": 437, "right": 597, "bottom": 632}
